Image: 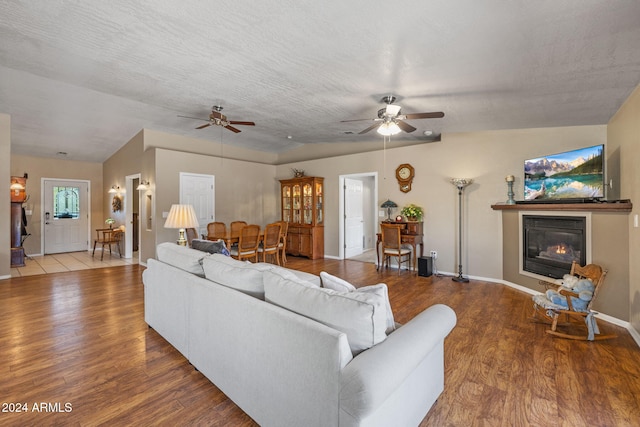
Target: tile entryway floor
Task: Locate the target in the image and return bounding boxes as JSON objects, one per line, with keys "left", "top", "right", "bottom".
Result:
{"left": 10, "top": 251, "right": 139, "bottom": 278}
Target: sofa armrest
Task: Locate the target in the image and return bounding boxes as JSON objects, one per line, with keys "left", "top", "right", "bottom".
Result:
{"left": 339, "top": 304, "right": 456, "bottom": 419}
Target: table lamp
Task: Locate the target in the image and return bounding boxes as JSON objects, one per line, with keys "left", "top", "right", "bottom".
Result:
{"left": 380, "top": 199, "right": 397, "bottom": 221}
{"left": 164, "top": 204, "right": 199, "bottom": 246}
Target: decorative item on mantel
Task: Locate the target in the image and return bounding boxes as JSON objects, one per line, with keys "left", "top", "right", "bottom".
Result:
{"left": 450, "top": 178, "right": 473, "bottom": 283}
{"left": 400, "top": 204, "right": 424, "bottom": 221}
{"left": 505, "top": 175, "right": 516, "bottom": 205}
{"left": 292, "top": 168, "right": 305, "bottom": 178}
{"left": 380, "top": 199, "right": 398, "bottom": 221}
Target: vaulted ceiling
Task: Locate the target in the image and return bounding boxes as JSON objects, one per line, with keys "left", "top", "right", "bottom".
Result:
{"left": 1, "top": 1, "right": 639, "bottom": 162}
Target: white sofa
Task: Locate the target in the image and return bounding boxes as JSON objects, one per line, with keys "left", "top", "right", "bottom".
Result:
{"left": 143, "top": 243, "right": 456, "bottom": 427}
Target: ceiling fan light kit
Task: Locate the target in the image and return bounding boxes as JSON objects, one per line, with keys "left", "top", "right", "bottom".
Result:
{"left": 377, "top": 122, "right": 402, "bottom": 136}
{"left": 341, "top": 94, "right": 444, "bottom": 136}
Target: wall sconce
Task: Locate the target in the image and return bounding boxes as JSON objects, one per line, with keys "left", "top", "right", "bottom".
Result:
{"left": 136, "top": 180, "right": 150, "bottom": 191}
{"left": 10, "top": 180, "right": 25, "bottom": 190}
{"left": 108, "top": 185, "right": 120, "bottom": 194}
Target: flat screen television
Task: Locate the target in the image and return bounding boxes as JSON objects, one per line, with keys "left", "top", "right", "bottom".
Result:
{"left": 524, "top": 144, "right": 604, "bottom": 201}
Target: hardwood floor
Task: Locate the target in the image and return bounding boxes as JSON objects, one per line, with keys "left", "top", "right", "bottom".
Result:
{"left": 1, "top": 259, "right": 638, "bottom": 426}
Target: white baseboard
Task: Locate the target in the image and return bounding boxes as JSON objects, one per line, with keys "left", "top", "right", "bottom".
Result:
{"left": 0, "top": 274, "right": 11, "bottom": 280}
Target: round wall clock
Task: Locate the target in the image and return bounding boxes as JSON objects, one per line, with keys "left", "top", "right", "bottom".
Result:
{"left": 395, "top": 163, "right": 415, "bottom": 193}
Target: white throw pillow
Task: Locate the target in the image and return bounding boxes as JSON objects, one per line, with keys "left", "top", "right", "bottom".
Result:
{"left": 264, "top": 270, "right": 388, "bottom": 355}
{"left": 320, "top": 271, "right": 356, "bottom": 292}
{"left": 356, "top": 284, "right": 396, "bottom": 334}
{"left": 320, "top": 272, "right": 395, "bottom": 334}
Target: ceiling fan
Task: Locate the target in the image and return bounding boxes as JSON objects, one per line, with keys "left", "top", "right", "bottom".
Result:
{"left": 178, "top": 105, "right": 255, "bottom": 133}
{"left": 341, "top": 95, "right": 444, "bottom": 135}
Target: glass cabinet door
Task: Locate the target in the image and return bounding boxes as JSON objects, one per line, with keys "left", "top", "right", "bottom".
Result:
{"left": 282, "top": 185, "right": 291, "bottom": 222}
{"left": 292, "top": 184, "right": 301, "bottom": 223}
{"left": 303, "top": 183, "right": 313, "bottom": 224}
{"left": 315, "top": 181, "right": 323, "bottom": 225}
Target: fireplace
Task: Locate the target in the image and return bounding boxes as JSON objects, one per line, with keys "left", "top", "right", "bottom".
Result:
{"left": 522, "top": 215, "right": 587, "bottom": 279}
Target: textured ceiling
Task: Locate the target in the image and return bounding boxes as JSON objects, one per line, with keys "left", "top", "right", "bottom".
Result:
{"left": 1, "top": 1, "right": 639, "bottom": 163}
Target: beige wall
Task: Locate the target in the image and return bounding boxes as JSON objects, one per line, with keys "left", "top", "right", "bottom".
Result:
{"left": 102, "top": 129, "right": 144, "bottom": 229}
{"left": 501, "top": 211, "right": 630, "bottom": 321}
{"left": 608, "top": 83, "right": 640, "bottom": 332}
{"left": 277, "top": 125, "right": 607, "bottom": 281}
{"left": 152, "top": 148, "right": 279, "bottom": 247}
{"left": 0, "top": 114, "right": 10, "bottom": 278}
{"left": 10, "top": 154, "right": 103, "bottom": 256}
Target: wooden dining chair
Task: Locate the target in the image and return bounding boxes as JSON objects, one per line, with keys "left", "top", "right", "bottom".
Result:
{"left": 380, "top": 223, "right": 412, "bottom": 274}
{"left": 230, "top": 224, "right": 260, "bottom": 262}
{"left": 258, "top": 222, "right": 282, "bottom": 265}
{"left": 92, "top": 228, "right": 123, "bottom": 261}
{"left": 207, "top": 222, "right": 227, "bottom": 240}
{"left": 277, "top": 221, "right": 289, "bottom": 265}
{"left": 229, "top": 221, "right": 247, "bottom": 237}
{"left": 186, "top": 228, "right": 199, "bottom": 247}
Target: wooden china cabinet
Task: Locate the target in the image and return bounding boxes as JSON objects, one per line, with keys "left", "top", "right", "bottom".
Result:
{"left": 280, "top": 176, "right": 324, "bottom": 259}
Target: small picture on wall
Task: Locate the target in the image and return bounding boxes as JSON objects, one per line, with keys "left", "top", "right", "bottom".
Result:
{"left": 112, "top": 195, "right": 122, "bottom": 212}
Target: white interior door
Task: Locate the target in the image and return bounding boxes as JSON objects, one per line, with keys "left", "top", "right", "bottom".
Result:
{"left": 345, "top": 178, "right": 364, "bottom": 258}
{"left": 180, "top": 172, "right": 214, "bottom": 238}
{"left": 43, "top": 179, "right": 89, "bottom": 254}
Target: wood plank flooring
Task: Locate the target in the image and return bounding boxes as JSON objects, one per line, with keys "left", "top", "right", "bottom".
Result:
{"left": 1, "top": 259, "right": 639, "bottom": 426}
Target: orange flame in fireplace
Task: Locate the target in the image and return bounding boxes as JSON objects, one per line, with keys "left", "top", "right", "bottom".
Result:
{"left": 554, "top": 244, "right": 567, "bottom": 255}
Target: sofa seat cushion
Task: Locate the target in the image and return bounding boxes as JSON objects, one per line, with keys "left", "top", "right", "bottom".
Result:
{"left": 156, "top": 242, "right": 208, "bottom": 277}
{"left": 264, "top": 269, "right": 389, "bottom": 355}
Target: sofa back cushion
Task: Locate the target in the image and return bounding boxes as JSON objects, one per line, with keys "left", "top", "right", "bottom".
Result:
{"left": 264, "top": 269, "right": 388, "bottom": 355}
{"left": 156, "top": 242, "right": 208, "bottom": 277}
{"left": 202, "top": 254, "right": 274, "bottom": 299}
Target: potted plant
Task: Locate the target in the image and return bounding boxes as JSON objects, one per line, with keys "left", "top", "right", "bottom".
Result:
{"left": 400, "top": 204, "right": 424, "bottom": 221}
{"left": 105, "top": 218, "right": 116, "bottom": 229}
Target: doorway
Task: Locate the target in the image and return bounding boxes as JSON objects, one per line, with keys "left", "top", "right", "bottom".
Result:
{"left": 124, "top": 174, "right": 141, "bottom": 260}
{"left": 42, "top": 179, "right": 90, "bottom": 254}
{"left": 339, "top": 173, "right": 378, "bottom": 260}
{"left": 180, "top": 172, "right": 215, "bottom": 238}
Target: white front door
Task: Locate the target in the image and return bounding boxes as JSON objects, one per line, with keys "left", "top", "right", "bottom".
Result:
{"left": 43, "top": 179, "right": 90, "bottom": 254}
{"left": 180, "top": 172, "right": 214, "bottom": 238}
{"left": 345, "top": 178, "right": 364, "bottom": 258}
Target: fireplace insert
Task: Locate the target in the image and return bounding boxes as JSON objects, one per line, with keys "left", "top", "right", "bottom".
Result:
{"left": 522, "top": 215, "right": 586, "bottom": 279}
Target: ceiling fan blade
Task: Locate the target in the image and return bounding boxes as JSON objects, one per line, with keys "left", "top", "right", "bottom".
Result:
{"left": 229, "top": 121, "right": 255, "bottom": 126}
{"left": 359, "top": 123, "right": 382, "bottom": 134}
{"left": 404, "top": 111, "right": 445, "bottom": 120}
{"left": 396, "top": 120, "right": 416, "bottom": 133}
{"left": 178, "top": 115, "right": 209, "bottom": 122}
{"left": 196, "top": 123, "right": 212, "bottom": 129}
{"left": 341, "top": 118, "right": 375, "bottom": 123}
{"left": 225, "top": 125, "right": 242, "bottom": 133}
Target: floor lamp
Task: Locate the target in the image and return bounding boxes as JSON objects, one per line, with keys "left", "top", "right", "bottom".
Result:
{"left": 450, "top": 178, "right": 473, "bottom": 282}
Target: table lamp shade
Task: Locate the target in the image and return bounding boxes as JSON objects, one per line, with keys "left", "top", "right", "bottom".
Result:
{"left": 164, "top": 204, "right": 199, "bottom": 245}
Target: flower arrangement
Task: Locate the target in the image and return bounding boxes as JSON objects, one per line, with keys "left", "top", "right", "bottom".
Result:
{"left": 400, "top": 204, "right": 423, "bottom": 221}
{"left": 105, "top": 218, "right": 116, "bottom": 228}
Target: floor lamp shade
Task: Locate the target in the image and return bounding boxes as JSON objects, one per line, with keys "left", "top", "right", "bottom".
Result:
{"left": 164, "top": 204, "right": 199, "bottom": 246}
